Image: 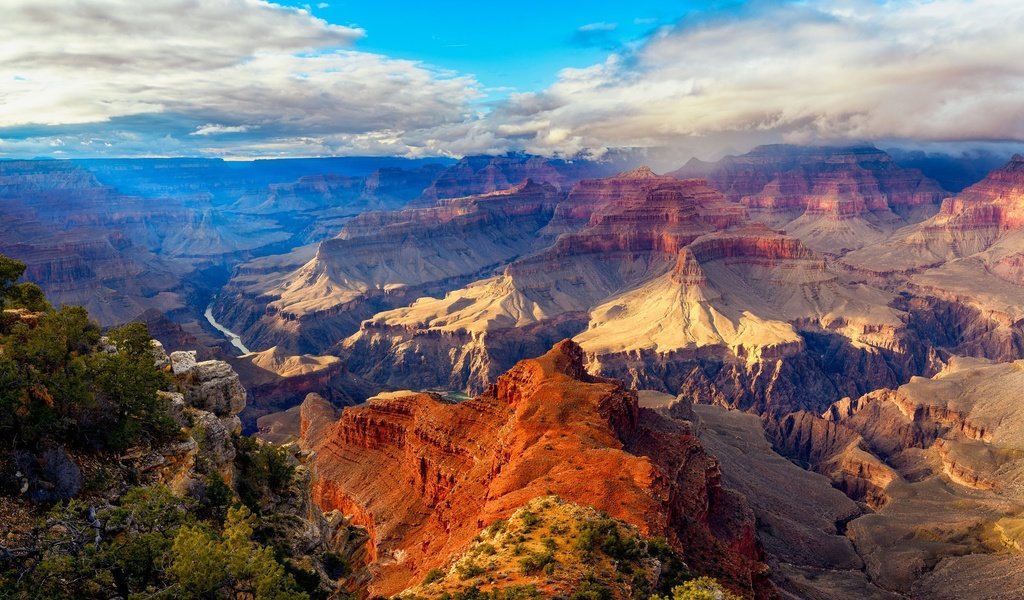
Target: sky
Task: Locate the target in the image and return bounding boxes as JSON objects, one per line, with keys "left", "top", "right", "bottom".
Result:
{"left": 1, "top": 0, "right": 1023, "bottom": 163}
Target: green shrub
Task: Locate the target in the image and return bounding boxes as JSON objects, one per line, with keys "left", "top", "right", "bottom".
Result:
{"left": 456, "top": 559, "right": 485, "bottom": 581}
{"left": 518, "top": 549, "right": 555, "bottom": 575}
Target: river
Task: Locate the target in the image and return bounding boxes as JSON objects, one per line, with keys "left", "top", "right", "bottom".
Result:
{"left": 204, "top": 303, "right": 252, "bottom": 356}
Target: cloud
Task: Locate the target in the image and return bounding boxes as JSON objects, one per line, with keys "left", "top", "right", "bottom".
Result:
{"left": 498, "top": 0, "right": 1024, "bottom": 159}
{"left": 578, "top": 22, "right": 618, "bottom": 32}
{"left": 2, "top": 0, "right": 1023, "bottom": 160}
{"left": 0, "top": 0, "right": 480, "bottom": 157}
{"left": 571, "top": 21, "right": 620, "bottom": 48}
{"left": 190, "top": 124, "right": 252, "bottom": 136}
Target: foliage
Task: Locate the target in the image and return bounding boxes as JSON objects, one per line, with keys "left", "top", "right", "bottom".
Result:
{"left": 570, "top": 581, "right": 613, "bottom": 600}
{"left": 0, "top": 300, "right": 174, "bottom": 454}
{"left": 0, "top": 256, "right": 49, "bottom": 312}
{"left": 423, "top": 568, "right": 446, "bottom": 585}
{"left": 650, "top": 576, "right": 742, "bottom": 600}
{"left": 573, "top": 517, "right": 642, "bottom": 564}
{"left": 455, "top": 559, "right": 486, "bottom": 581}
{"left": 233, "top": 434, "right": 297, "bottom": 512}
{"left": 0, "top": 486, "right": 191, "bottom": 599}
{"left": 169, "top": 505, "right": 308, "bottom": 599}
{"left": 517, "top": 549, "right": 555, "bottom": 575}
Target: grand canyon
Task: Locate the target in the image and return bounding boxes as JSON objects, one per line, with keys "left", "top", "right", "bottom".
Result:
{"left": 3, "top": 2, "right": 1024, "bottom": 599}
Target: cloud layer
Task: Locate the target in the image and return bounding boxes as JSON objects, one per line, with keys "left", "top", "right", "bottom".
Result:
{"left": 496, "top": 0, "right": 1024, "bottom": 159}
{"left": 0, "top": 0, "right": 480, "bottom": 157}
{"left": 1, "top": 0, "right": 1023, "bottom": 159}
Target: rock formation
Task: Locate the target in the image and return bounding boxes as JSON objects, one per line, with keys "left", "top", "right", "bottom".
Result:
{"left": 214, "top": 180, "right": 562, "bottom": 353}
{"left": 344, "top": 170, "right": 925, "bottom": 415}
{"left": 764, "top": 357, "right": 1024, "bottom": 596}
{"left": 673, "top": 145, "right": 948, "bottom": 254}
{"left": 302, "top": 341, "right": 769, "bottom": 597}
{"left": 414, "top": 154, "right": 621, "bottom": 205}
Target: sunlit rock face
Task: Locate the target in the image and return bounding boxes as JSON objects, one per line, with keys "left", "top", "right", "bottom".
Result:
{"left": 214, "top": 180, "right": 563, "bottom": 354}
{"left": 343, "top": 168, "right": 925, "bottom": 416}
{"left": 303, "top": 341, "right": 768, "bottom": 597}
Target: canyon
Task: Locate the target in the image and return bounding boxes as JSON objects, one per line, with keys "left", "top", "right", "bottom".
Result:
{"left": 6, "top": 144, "right": 1024, "bottom": 598}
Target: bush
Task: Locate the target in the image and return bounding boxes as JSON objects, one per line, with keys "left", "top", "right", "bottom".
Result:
{"left": 651, "top": 577, "right": 741, "bottom": 600}
{"left": 455, "top": 559, "right": 486, "bottom": 581}
{"left": 423, "top": 568, "right": 446, "bottom": 585}
{"left": 518, "top": 549, "right": 555, "bottom": 575}
{"left": 234, "top": 435, "right": 297, "bottom": 511}
{"left": 570, "top": 581, "right": 613, "bottom": 600}
{"left": 574, "top": 518, "right": 641, "bottom": 563}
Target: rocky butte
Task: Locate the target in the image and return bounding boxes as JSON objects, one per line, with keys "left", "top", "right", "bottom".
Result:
{"left": 302, "top": 341, "right": 769, "bottom": 598}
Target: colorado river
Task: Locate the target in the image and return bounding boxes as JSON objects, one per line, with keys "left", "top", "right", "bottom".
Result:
{"left": 204, "top": 303, "right": 252, "bottom": 355}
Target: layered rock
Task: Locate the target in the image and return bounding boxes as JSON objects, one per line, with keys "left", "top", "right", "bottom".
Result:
{"left": 303, "top": 341, "right": 768, "bottom": 597}
{"left": 766, "top": 357, "right": 1024, "bottom": 596}
{"left": 673, "top": 145, "right": 948, "bottom": 254}
{"left": 230, "top": 346, "right": 368, "bottom": 428}
{"left": 843, "top": 155, "right": 1024, "bottom": 361}
{"left": 215, "top": 180, "right": 562, "bottom": 353}
{"left": 345, "top": 172, "right": 920, "bottom": 415}
{"left": 342, "top": 176, "right": 749, "bottom": 392}
{"left": 692, "top": 404, "right": 899, "bottom": 600}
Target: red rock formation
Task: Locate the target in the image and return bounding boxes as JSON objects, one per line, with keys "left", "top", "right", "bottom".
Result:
{"left": 930, "top": 154, "right": 1024, "bottom": 231}
{"left": 672, "top": 145, "right": 946, "bottom": 215}
{"left": 304, "top": 341, "right": 769, "bottom": 597}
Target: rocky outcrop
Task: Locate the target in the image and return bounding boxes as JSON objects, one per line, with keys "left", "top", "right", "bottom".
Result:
{"left": 673, "top": 144, "right": 946, "bottom": 213}
{"left": 673, "top": 145, "right": 948, "bottom": 254}
{"left": 692, "top": 405, "right": 899, "bottom": 600}
{"left": 304, "top": 341, "right": 769, "bottom": 597}
{"left": 214, "top": 180, "right": 562, "bottom": 353}
{"left": 129, "top": 349, "right": 249, "bottom": 491}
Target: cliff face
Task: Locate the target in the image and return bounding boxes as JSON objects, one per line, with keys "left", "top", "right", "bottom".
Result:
{"left": 763, "top": 357, "right": 1024, "bottom": 596}
{"left": 214, "top": 180, "right": 562, "bottom": 354}
{"left": 673, "top": 145, "right": 948, "bottom": 254}
{"left": 344, "top": 172, "right": 920, "bottom": 415}
{"left": 304, "top": 341, "right": 768, "bottom": 597}
{"left": 842, "top": 155, "right": 1024, "bottom": 360}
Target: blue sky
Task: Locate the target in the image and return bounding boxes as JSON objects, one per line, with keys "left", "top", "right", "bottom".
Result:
{"left": 277, "top": 1, "right": 724, "bottom": 95}
{"left": 1, "top": 0, "right": 1022, "bottom": 160}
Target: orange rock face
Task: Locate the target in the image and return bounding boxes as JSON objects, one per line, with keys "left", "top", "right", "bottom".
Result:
{"left": 304, "top": 341, "right": 768, "bottom": 597}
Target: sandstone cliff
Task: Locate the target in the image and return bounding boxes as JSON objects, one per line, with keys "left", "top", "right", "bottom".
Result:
{"left": 303, "top": 341, "right": 769, "bottom": 597}
{"left": 673, "top": 145, "right": 948, "bottom": 254}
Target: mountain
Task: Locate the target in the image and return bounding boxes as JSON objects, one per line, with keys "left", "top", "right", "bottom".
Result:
{"left": 213, "top": 180, "right": 562, "bottom": 353}
{"left": 0, "top": 158, "right": 446, "bottom": 327}
{"left": 672, "top": 145, "right": 948, "bottom": 254}
{"left": 844, "top": 154, "right": 1024, "bottom": 360}
{"left": 301, "top": 341, "right": 770, "bottom": 597}
{"left": 414, "top": 153, "right": 625, "bottom": 205}
{"left": 343, "top": 168, "right": 927, "bottom": 415}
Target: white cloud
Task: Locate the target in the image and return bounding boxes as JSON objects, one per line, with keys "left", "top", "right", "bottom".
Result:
{"left": 2, "top": 0, "right": 1023, "bottom": 159}
{"left": 190, "top": 124, "right": 251, "bottom": 136}
{"left": 578, "top": 22, "right": 617, "bottom": 32}
{"left": 493, "top": 0, "right": 1024, "bottom": 158}
{"left": 0, "top": 0, "right": 480, "bottom": 156}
